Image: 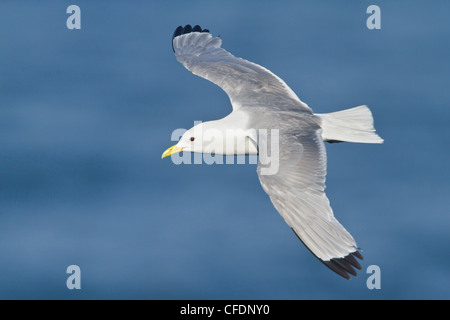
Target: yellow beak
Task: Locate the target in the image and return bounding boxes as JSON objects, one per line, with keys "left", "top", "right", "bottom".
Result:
{"left": 161, "top": 144, "right": 184, "bottom": 159}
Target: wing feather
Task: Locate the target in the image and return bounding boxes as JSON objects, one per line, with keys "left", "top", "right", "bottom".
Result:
{"left": 257, "top": 130, "right": 363, "bottom": 279}
{"left": 172, "top": 25, "right": 311, "bottom": 112}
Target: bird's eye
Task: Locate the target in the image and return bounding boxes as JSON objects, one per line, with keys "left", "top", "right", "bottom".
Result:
{"left": 190, "top": 137, "right": 195, "bottom": 142}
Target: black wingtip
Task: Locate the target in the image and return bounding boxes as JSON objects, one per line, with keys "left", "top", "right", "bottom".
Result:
{"left": 182, "top": 24, "right": 192, "bottom": 34}
{"left": 172, "top": 24, "right": 210, "bottom": 52}
{"left": 173, "top": 26, "right": 184, "bottom": 39}
{"left": 172, "top": 24, "right": 210, "bottom": 40}
{"left": 192, "top": 25, "right": 202, "bottom": 32}
{"left": 291, "top": 228, "right": 363, "bottom": 280}
{"left": 322, "top": 251, "right": 364, "bottom": 280}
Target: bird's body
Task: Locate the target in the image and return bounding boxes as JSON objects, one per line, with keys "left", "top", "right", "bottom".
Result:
{"left": 162, "top": 25, "right": 383, "bottom": 279}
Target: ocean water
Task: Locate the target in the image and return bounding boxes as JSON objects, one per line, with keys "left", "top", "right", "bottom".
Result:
{"left": 0, "top": 0, "right": 449, "bottom": 299}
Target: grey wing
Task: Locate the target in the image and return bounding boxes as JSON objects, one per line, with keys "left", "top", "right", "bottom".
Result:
{"left": 172, "top": 25, "right": 311, "bottom": 112}
{"left": 257, "top": 129, "right": 363, "bottom": 279}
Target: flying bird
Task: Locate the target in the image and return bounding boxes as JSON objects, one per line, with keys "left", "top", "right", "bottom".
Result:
{"left": 162, "top": 25, "right": 383, "bottom": 279}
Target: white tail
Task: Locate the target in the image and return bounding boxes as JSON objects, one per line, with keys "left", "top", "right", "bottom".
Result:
{"left": 316, "top": 105, "right": 383, "bottom": 144}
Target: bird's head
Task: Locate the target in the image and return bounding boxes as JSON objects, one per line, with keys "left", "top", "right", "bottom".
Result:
{"left": 161, "top": 121, "right": 221, "bottom": 158}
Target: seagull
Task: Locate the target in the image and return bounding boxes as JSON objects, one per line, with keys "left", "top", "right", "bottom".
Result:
{"left": 162, "top": 25, "right": 383, "bottom": 279}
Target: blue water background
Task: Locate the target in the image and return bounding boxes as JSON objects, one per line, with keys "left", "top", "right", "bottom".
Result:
{"left": 0, "top": 0, "right": 449, "bottom": 299}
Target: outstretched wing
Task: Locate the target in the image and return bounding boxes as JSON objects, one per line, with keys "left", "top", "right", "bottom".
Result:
{"left": 172, "top": 25, "right": 311, "bottom": 113}
{"left": 257, "top": 129, "right": 363, "bottom": 279}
